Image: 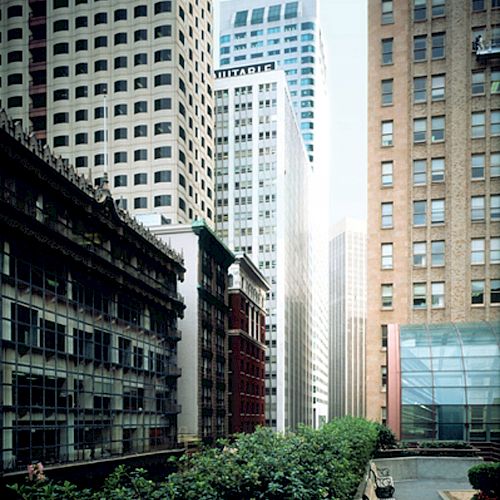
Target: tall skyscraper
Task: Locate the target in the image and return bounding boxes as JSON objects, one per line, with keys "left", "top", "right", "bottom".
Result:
{"left": 218, "top": 0, "right": 330, "bottom": 428}
{"left": 0, "top": 0, "right": 215, "bottom": 226}
{"left": 329, "top": 218, "right": 366, "bottom": 420}
{"left": 214, "top": 67, "right": 313, "bottom": 430}
{"left": 367, "top": 0, "right": 500, "bottom": 425}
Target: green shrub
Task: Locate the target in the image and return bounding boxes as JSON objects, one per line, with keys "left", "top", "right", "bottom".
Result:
{"left": 374, "top": 423, "right": 398, "bottom": 450}
{"left": 8, "top": 418, "right": 379, "bottom": 500}
{"left": 468, "top": 462, "right": 500, "bottom": 497}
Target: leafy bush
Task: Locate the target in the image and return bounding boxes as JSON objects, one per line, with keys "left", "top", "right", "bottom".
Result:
{"left": 468, "top": 462, "right": 500, "bottom": 497}
{"left": 8, "top": 418, "right": 379, "bottom": 500}
{"left": 374, "top": 423, "right": 397, "bottom": 450}
{"left": 168, "top": 417, "right": 378, "bottom": 499}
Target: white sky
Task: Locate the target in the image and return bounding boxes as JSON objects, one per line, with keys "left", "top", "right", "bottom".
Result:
{"left": 321, "top": 0, "right": 367, "bottom": 226}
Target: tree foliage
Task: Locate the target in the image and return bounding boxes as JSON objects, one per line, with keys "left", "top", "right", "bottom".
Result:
{"left": 9, "top": 418, "right": 380, "bottom": 500}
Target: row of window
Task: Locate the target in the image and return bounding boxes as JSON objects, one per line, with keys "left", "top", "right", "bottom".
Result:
{"left": 233, "top": 2, "right": 299, "bottom": 28}
{"left": 220, "top": 22, "right": 314, "bottom": 44}
{"left": 381, "top": 33, "right": 445, "bottom": 66}
{"left": 380, "top": 111, "right": 500, "bottom": 147}
{"left": 381, "top": 237, "right": 500, "bottom": 270}
{"left": 381, "top": 279, "right": 500, "bottom": 309}
{"left": 381, "top": 154, "right": 500, "bottom": 188}
{"left": 381, "top": 0, "right": 450, "bottom": 25}
{"left": 381, "top": 196, "right": 500, "bottom": 228}
{"left": 220, "top": 34, "right": 314, "bottom": 54}
{"left": 0, "top": 2, "right": 174, "bottom": 18}
{"left": 72, "top": 147, "right": 172, "bottom": 168}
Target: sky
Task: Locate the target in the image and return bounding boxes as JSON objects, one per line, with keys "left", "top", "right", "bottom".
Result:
{"left": 321, "top": 0, "right": 367, "bottom": 226}
{"left": 215, "top": 0, "right": 368, "bottom": 227}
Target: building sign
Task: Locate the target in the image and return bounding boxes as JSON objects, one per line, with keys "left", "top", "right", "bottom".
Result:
{"left": 215, "top": 62, "right": 276, "bottom": 79}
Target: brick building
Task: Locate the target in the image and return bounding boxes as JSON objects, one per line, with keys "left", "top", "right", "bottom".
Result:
{"left": 227, "top": 254, "right": 268, "bottom": 434}
{"left": 367, "top": 0, "right": 500, "bottom": 434}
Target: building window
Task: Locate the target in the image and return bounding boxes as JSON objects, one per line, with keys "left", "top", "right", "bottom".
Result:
{"left": 382, "top": 79, "right": 393, "bottom": 105}
{"left": 155, "top": 74, "right": 172, "bottom": 86}
{"left": 413, "top": 283, "right": 427, "bottom": 309}
{"left": 54, "top": 112, "right": 69, "bottom": 124}
{"left": 382, "top": 161, "right": 393, "bottom": 186}
{"left": 134, "top": 101, "right": 147, "bottom": 113}
{"left": 413, "top": 242, "right": 426, "bottom": 267}
{"left": 134, "top": 197, "right": 147, "bottom": 209}
{"left": 154, "top": 146, "right": 171, "bottom": 159}
{"left": 155, "top": 1, "right": 171, "bottom": 14}
{"left": 155, "top": 98, "right": 172, "bottom": 111}
{"left": 491, "top": 195, "right": 500, "bottom": 220}
{"left": 432, "top": 0, "right": 445, "bottom": 16}
{"left": 284, "top": 1, "right": 299, "bottom": 19}
{"left": 491, "top": 110, "right": 500, "bottom": 136}
{"left": 135, "top": 53, "right": 147, "bottom": 66}
{"left": 154, "top": 195, "right": 172, "bottom": 207}
{"left": 413, "top": 159, "right": 427, "bottom": 184}
{"left": 491, "top": 280, "right": 500, "bottom": 304}
{"left": 381, "top": 366, "right": 388, "bottom": 389}
{"left": 472, "top": 0, "right": 485, "bottom": 11}
{"left": 414, "top": 0, "right": 426, "bottom": 21}
{"left": 431, "top": 199, "right": 445, "bottom": 224}
{"left": 472, "top": 112, "right": 486, "bottom": 138}
{"left": 135, "top": 29, "right": 148, "bottom": 42}
{"left": 382, "top": 0, "right": 394, "bottom": 23}
{"left": 492, "top": 69, "right": 500, "bottom": 94}
{"left": 134, "top": 77, "right": 147, "bottom": 89}
{"left": 381, "top": 325, "right": 388, "bottom": 348}
{"left": 431, "top": 240, "right": 445, "bottom": 266}
{"left": 134, "top": 5, "right": 147, "bottom": 17}
{"left": 114, "top": 175, "right": 127, "bottom": 187}
{"left": 381, "top": 120, "right": 393, "bottom": 146}
{"left": 472, "top": 71, "right": 485, "bottom": 95}
{"left": 431, "top": 116, "right": 445, "bottom": 142}
{"left": 431, "top": 282, "right": 445, "bottom": 308}
{"left": 134, "top": 173, "right": 147, "bottom": 185}
{"left": 134, "top": 149, "right": 147, "bottom": 161}
{"left": 431, "top": 158, "right": 445, "bottom": 182}
{"left": 114, "top": 128, "right": 127, "bottom": 140}
{"left": 413, "top": 200, "right": 427, "bottom": 225}
{"left": 114, "top": 104, "right": 127, "bottom": 116}
{"left": 114, "top": 56, "right": 128, "bottom": 69}
{"left": 432, "top": 33, "right": 445, "bottom": 59}
{"left": 155, "top": 49, "right": 172, "bottom": 62}
{"left": 154, "top": 122, "right": 172, "bottom": 135}
{"left": 414, "top": 118, "right": 427, "bottom": 143}
{"left": 381, "top": 243, "right": 393, "bottom": 269}
{"left": 381, "top": 202, "right": 393, "bottom": 228}
{"left": 115, "top": 80, "right": 128, "bottom": 92}
{"left": 75, "top": 132, "right": 88, "bottom": 144}
{"left": 95, "top": 12, "right": 107, "bottom": 24}
{"left": 414, "top": 35, "right": 427, "bottom": 60}
{"left": 471, "top": 238, "right": 485, "bottom": 264}
{"left": 431, "top": 75, "right": 445, "bottom": 100}
{"left": 491, "top": 153, "right": 500, "bottom": 177}
{"left": 382, "top": 38, "right": 393, "bottom": 64}
{"left": 234, "top": 10, "right": 248, "bottom": 28}
{"left": 491, "top": 238, "right": 500, "bottom": 263}
{"left": 114, "top": 32, "right": 127, "bottom": 45}
{"left": 154, "top": 170, "right": 172, "bottom": 183}
{"left": 114, "top": 8, "right": 127, "bottom": 21}
{"left": 471, "top": 280, "right": 485, "bottom": 305}
{"left": 472, "top": 153, "right": 485, "bottom": 179}
{"left": 381, "top": 284, "right": 393, "bottom": 308}
{"left": 75, "top": 110, "right": 88, "bottom": 121}
{"left": 267, "top": 5, "right": 280, "bottom": 23}
{"left": 114, "top": 152, "right": 127, "bottom": 164}
{"left": 94, "top": 36, "right": 107, "bottom": 48}
{"left": 155, "top": 25, "right": 171, "bottom": 38}
{"left": 134, "top": 125, "right": 147, "bottom": 137}
{"left": 472, "top": 196, "right": 485, "bottom": 221}
{"left": 414, "top": 76, "right": 427, "bottom": 102}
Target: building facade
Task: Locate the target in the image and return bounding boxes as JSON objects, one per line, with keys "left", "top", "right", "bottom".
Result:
{"left": 218, "top": 0, "right": 330, "bottom": 427}
{"left": 214, "top": 67, "right": 312, "bottom": 431}
{"left": 150, "top": 220, "right": 234, "bottom": 443}
{"left": 0, "top": 111, "right": 185, "bottom": 473}
{"left": 0, "top": 0, "right": 215, "bottom": 225}
{"left": 227, "top": 253, "right": 268, "bottom": 434}
{"left": 367, "top": 0, "right": 500, "bottom": 426}
{"left": 329, "top": 218, "right": 367, "bottom": 420}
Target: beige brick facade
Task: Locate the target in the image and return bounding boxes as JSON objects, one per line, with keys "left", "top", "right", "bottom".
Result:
{"left": 367, "top": 0, "right": 500, "bottom": 423}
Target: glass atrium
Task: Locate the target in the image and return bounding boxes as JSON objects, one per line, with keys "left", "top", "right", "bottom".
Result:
{"left": 400, "top": 322, "right": 500, "bottom": 441}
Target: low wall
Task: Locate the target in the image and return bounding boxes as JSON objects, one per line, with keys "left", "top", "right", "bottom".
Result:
{"left": 373, "top": 456, "right": 483, "bottom": 481}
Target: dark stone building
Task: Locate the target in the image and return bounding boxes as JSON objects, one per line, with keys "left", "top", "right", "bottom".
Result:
{"left": 0, "top": 111, "right": 185, "bottom": 473}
